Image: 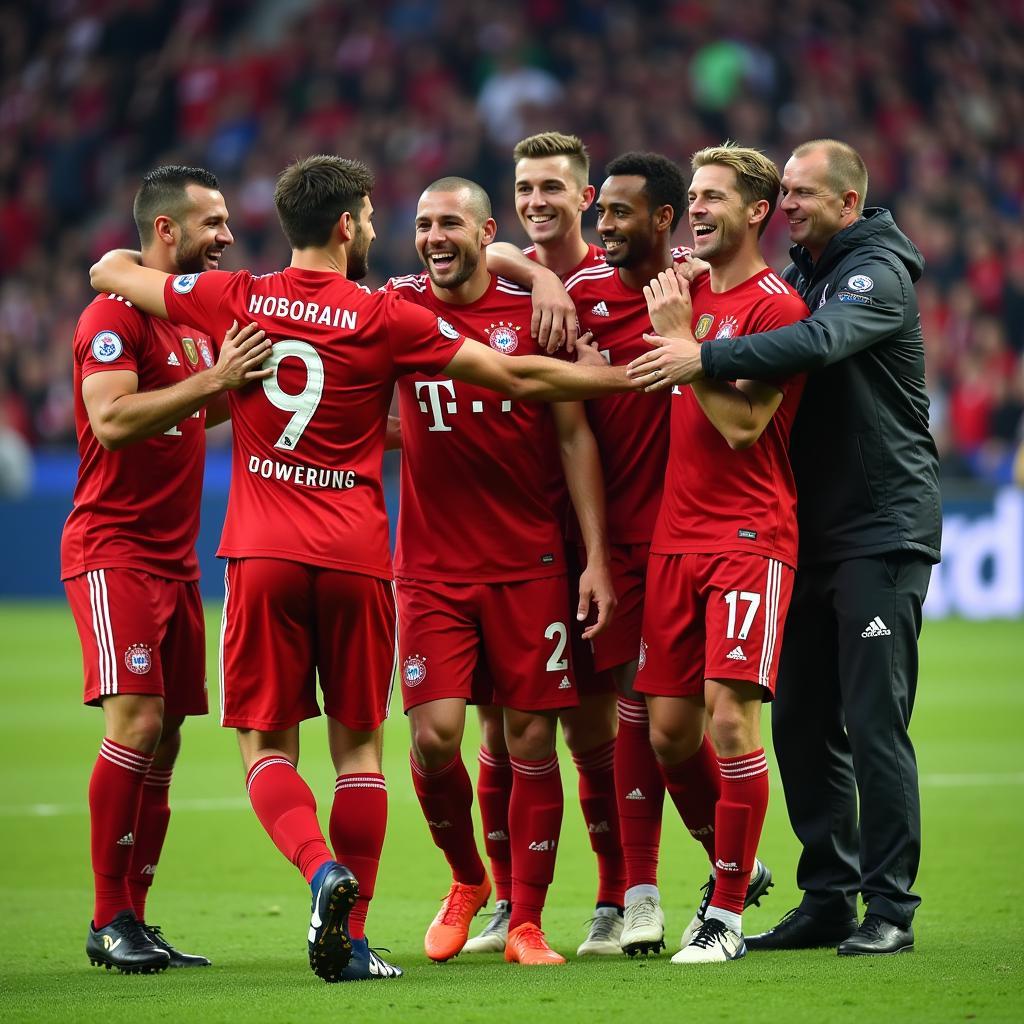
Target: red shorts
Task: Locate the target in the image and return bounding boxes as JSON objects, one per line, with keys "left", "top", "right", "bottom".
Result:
{"left": 220, "top": 558, "right": 396, "bottom": 732}
{"left": 396, "top": 576, "right": 579, "bottom": 713}
{"left": 65, "top": 568, "right": 207, "bottom": 717}
{"left": 635, "top": 552, "right": 794, "bottom": 700}
{"left": 581, "top": 542, "right": 649, "bottom": 673}
{"left": 564, "top": 546, "right": 615, "bottom": 698}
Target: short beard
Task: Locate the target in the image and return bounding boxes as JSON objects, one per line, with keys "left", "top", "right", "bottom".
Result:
{"left": 174, "top": 228, "right": 207, "bottom": 274}
{"left": 347, "top": 224, "right": 370, "bottom": 280}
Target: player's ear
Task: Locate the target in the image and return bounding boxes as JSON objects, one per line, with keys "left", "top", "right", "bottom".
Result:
{"left": 655, "top": 204, "right": 675, "bottom": 233}
{"left": 750, "top": 199, "right": 771, "bottom": 230}
{"left": 338, "top": 211, "right": 354, "bottom": 243}
{"left": 481, "top": 218, "right": 498, "bottom": 246}
{"left": 579, "top": 184, "right": 596, "bottom": 212}
{"left": 153, "top": 215, "right": 177, "bottom": 247}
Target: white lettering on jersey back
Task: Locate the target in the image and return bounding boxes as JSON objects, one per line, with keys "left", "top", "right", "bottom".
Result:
{"left": 246, "top": 455, "right": 355, "bottom": 490}
{"left": 248, "top": 293, "right": 358, "bottom": 330}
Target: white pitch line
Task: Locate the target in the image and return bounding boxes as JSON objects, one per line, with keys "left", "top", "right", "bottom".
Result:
{"left": 2, "top": 772, "right": 1023, "bottom": 818}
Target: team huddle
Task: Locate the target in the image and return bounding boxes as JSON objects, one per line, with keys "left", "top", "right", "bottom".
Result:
{"left": 64, "top": 129, "right": 929, "bottom": 981}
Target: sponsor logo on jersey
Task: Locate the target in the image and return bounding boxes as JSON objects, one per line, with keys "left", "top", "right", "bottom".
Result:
{"left": 181, "top": 337, "right": 199, "bottom": 365}
{"left": 694, "top": 313, "right": 715, "bottom": 340}
{"left": 715, "top": 315, "right": 739, "bottom": 339}
{"left": 124, "top": 644, "right": 153, "bottom": 675}
{"left": 726, "top": 645, "right": 747, "bottom": 661}
{"left": 403, "top": 653, "right": 427, "bottom": 687}
{"left": 437, "top": 317, "right": 460, "bottom": 340}
{"left": 171, "top": 273, "right": 200, "bottom": 294}
{"left": 847, "top": 274, "right": 874, "bottom": 292}
{"left": 166, "top": 351, "right": 181, "bottom": 366}
{"left": 91, "top": 330, "right": 123, "bottom": 363}
{"left": 486, "top": 321, "right": 521, "bottom": 354}
{"left": 590, "top": 301, "right": 610, "bottom": 317}
{"left": 198, "top": 338, "right": 214, "bottom": 367}
{"left": 558, "top": 675, "right": 571, "bottom": 690}
{"left": 638, "top": 637, "right": 648, "bottom": 672}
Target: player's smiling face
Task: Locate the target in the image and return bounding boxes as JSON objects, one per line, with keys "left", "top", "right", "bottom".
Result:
{"left": 688, "top": 163, "right": 752, "bottom": 264}
{"left": 415, "top": 190, "right": 495, "bottom": 290}
{"left": 596, "top": 175, "right": 659, "bottom": 268}
{"left": 514, "top": 156, "right": 593, "bottom": 245}
{"left": 174, "top": 185, "right": 233, "bottom": 274}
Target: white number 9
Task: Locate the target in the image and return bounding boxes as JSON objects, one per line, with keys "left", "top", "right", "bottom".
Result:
{"left": 262, "top": 340, "right": 325, "bottom": 450}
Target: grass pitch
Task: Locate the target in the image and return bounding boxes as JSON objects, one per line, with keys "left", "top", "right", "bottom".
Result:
{"left": 0, "top": 604, "right": 1021, "bottom": 1022}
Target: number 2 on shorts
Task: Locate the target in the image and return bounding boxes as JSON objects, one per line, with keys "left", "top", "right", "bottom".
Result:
{"left": 544, "top": 621, "right": 568, "bottom": 672}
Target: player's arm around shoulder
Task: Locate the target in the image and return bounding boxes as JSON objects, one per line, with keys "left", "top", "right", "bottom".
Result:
{"left": 443, "top": 335, "right": 634, "bottom": 402}
{"left": 89, "top": 250, "right": 171, "bottom": 319}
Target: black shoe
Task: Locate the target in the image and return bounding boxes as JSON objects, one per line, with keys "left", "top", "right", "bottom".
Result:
{"left": 87, "top": 910, "right": 171, "bottom": 974}
{"left": 745, "top": 908, "right": 858, "bottom": 951}
{"left": 143, "top": 924, "right": 211, "bottom": 967}
{"left": 337, "top": 937, "right": 403, "bottom": 981}
{"left": 308, "top": 862, "right": 359, "bottom": 982}
{"left": 837, "top": 914, "right": 913, "bottom": 957}
{"left": 680, "top": 858, "right": 774, "bottom": 947}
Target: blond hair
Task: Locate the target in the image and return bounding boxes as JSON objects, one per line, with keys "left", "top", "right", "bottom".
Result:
{"left": 513, "top": 131, "right": 590, "bottom": 186}
{"left": 691, "top": 142, "right": 781, "bottom": 237}
{"left": 791, "top": 139, "right": 868, "bottom": 214}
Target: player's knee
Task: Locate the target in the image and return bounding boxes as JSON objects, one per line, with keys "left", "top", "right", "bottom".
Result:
{"left": 410, "top": 720, "right": 460, "bottom": 770}
{"left": 709, "top": 709, "right": 756, "bottom": 757}
{"left": 505, "top": 713, "right": 556, "bottom": 761}
{"left": 113, "top": 710, "right": 163, "bottom": 753}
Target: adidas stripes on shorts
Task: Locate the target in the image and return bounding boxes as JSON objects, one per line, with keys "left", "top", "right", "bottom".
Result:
{"left": 634, "top": 551, "right": 794, "bottom": 700}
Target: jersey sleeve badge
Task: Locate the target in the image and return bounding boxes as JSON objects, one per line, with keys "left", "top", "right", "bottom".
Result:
{"left": 694, "top": 313, "right": 715, "bottom": 340}
{"left": 91, "top": 330, "right": 124, "bottom": 363}
{"left": 171, "top": 273, "right": 201, "bottom": 294}
{"left": 181, "top": 337, "right": 199, "bottom": 365}
{"left": 437, "top": 317, "right": 460, "bottom": 340}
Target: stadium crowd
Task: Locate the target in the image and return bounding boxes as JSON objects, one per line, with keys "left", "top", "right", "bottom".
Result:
{"left": 1, "top": 0, "right": 1022, "bottom": 482}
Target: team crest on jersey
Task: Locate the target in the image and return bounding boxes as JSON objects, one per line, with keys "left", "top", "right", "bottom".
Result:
{"left": 403, "top": 654, "right": 427, "bottom": 687}
{"left": 181, "top": 337, "right": 199, "bottom": 366}
{"left": 715, "top": 315, "right": 739, "bottom": 339}
{"left": 486, "top": 321, "right": 522, "bottom": 354}
{"left": 638, "top": 638, "right": 648, "bottom": 672}
{"left": 171, "top": 273, "right": 200, "bottom": 294}
{"left": 91, "top": 331, "right": 123, "bottom": 363}
{"left": 694, "top": 313, "right": 715, "bottom": 340}
{"left": 124, "top": 644, "right": 153, "bottom": 675}
{"left": 197, "top": 338, "right": 214, "bottom": 367}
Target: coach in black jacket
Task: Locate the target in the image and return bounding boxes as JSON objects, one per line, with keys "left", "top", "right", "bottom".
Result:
{"left": 630, "top": 139, "right": 940, "bottom": 956}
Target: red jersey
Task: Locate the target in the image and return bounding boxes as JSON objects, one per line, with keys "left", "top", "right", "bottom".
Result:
{"left": 564, "top": 261, "right": 671, "bottom": 544}
{"left": 61, "top": 293, "right": 214, "bottom": 581}
{"left": 652, "top": 269, "right": 809, "bottom": 567}
{"left": 163, "top": 267, "right": 463, "bottom": 579}
{"left": 387, "top": 273, "right": 566, "bottom": 582}
{"left": 524, "top": 241, "right": 606, "bottom": 280}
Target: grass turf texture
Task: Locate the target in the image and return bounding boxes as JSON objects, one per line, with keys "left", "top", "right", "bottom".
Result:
{"left": 0, "top": 603, "right": 1020, "bottom": 1022}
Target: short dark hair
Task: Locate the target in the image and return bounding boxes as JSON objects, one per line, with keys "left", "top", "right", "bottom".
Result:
{"left": 422, "top": 176, "right": 492, "bottom": 223}
{"left": 133, "top": 165, "right": 220, "bottom": 245}
{"left": 604, "top": 151, "right": 687, "bottom": 231}
{"left": 273, "top": 155, "right": 375, "bottom": 249}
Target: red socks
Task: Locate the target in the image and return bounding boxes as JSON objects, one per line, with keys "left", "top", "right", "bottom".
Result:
{"left": 89, "top": 738, "right": 153, "bottom": 928}
{"left": 476, "top": 747, "right": 513, "bottom": 903}
{"left": 508, "top": 754, "right": 563, "bottom": 932}
{"left": 330, "top": 773, "right": 387, "bottom": 940}
{"left": 410, "top": 754, "right": 486, "bottom": 886}
{"left": 245, "top": 756, "right": 333, "bottom": 883}
{"left": 614, "top": 699, "right": 664, "bottom": 890}
{"left": 572, "top": 739, "right": 625, "bottom": 906}
{"left": 127, "top": 767, "right": 173, "bottom": 921}
{"left": 710, "top": 749, "right": 769, "bottom": 916}
{"left": 658, "top": 735, "right": 720, "bottom": 863}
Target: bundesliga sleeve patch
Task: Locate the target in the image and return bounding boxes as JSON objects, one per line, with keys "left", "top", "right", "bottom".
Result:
{"left": 90, "top": 330, "right": 124, "bottom": 363}
{"left": 846, "top": 274, "right": 874, "bottom": 292}
{"left": 171, "top": 273, "right": 201, "bottom": 294}
{"left": 437, "top": 317, "right": 460, "bottom": 340}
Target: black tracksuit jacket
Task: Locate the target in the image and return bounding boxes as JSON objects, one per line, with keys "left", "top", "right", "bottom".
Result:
{"left": 699, "top": 208, "right": 942, "bottom": 568}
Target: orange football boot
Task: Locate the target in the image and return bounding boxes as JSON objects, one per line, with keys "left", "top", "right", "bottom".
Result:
{"left": 504, "top": 923, "right": 566, "bottom": 965}
{"left": 424, "top": 875, "right": 492, "bottom": 962}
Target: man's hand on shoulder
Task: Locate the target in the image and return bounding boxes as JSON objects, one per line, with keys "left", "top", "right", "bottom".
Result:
{"left": 644, "top": 269, "right": 691, "bottom": 337}
{"left": 529, "top": 265, "right": 578, "bottom": 354}
{"left": 210, "top": 321, "right": 273, "bottom": 390}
